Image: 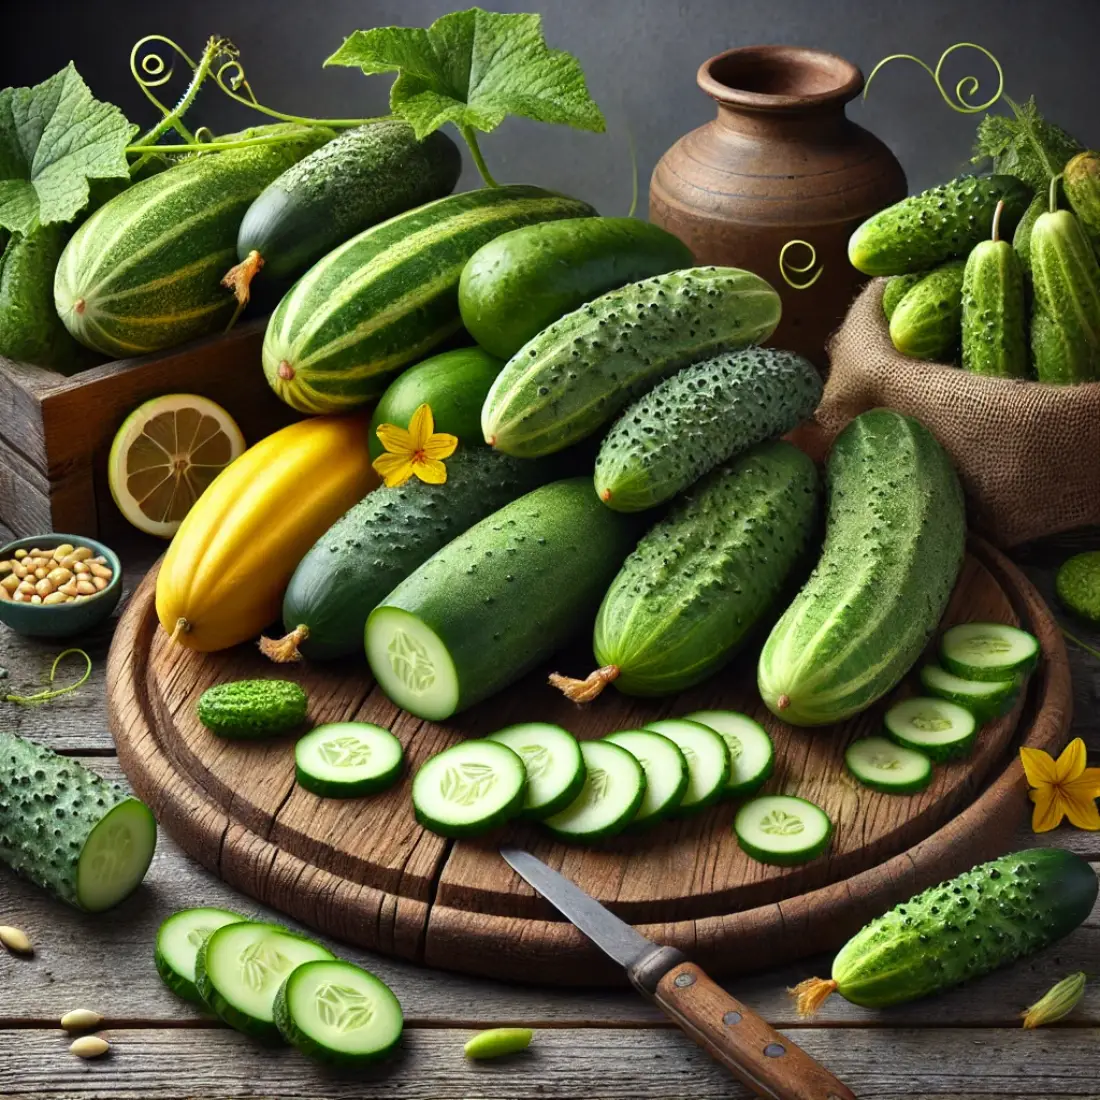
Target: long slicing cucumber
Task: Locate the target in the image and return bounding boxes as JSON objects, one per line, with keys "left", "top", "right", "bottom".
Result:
{"left": 642, "top": 719, "right": 730, "bottom": 813}
{"left": 294, "top": 723, "right": 404, "bottom": 798}
{"left": 542, "top": 740, "right": 646, "bottom": 841}
{"left": 734, "top": 795, "right": 832, "bottom": 866}
{"left": 844, "top": 736, "right": 933, "bottom": 794}
{"left": 883, "top": 697, "right": 978, "bottom": 762}
{"left": 603, "top": 729, "right": 689, "bottom": 825}
{"left": 683, "top": 711, "right": 775, "bottom": 797}
{"left": 486, "top": 723, "right": 585, "bottom": 820}
{"left": 155, "top": 908, "right": 246, "bottom": 1004}
{"left": 918, "top": 664, "right": 1021, "bottom": 722}
{"left": 940, "top": 622, "right": 1039, "bottom": 682}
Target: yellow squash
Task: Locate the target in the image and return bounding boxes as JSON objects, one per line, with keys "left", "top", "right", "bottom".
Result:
{"left": 156, "top": 413, "right": 377, "bottom": 652}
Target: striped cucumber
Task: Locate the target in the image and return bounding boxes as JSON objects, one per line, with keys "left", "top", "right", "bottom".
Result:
{"left": 888, "top": 261, "right": 965, "bottom": 361}
{"left": 758, "top": 410, "right": 965, "bottom": 727}
{"left": 482, "top": 267, "right": 782, "bottom": 458}
{"left": 1064, "top": 152, "right": 1100, "bottom": 256}
{"left": 263, "top": 187, "right": 595, "bottom": 415}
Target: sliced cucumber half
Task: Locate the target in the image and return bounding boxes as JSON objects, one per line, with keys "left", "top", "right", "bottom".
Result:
{"left": 845, "top": 736, "right": 933, "bottom": 794}
{"left": 542, "top": 740, "right": 646, "bottom": 841}
{"left": 684, "top": 710, "right": 775, "bottom": 797}
{"left": 940, "top": 622, "right": 1039, "bottom": 682}
{"left": 919, "top": 664, "right": 1021, "bottom": 722}
{"left": 643, "top": 719, "right": 730, "bottom": 812}
{"left": 604, "top": 729, "right": 688, "bottom": 825}
{"left": 295, "top": 722, "right": 404, "bottom": 798}
{"left": 155, "top": 907, "right": 246, "bottom": 1004}
{"left": 411, "top": 740, "right": 526, "bottom": 837}
{"left": 274, "top": 959, "right": 404, "bottom": 1065}
{"left": 734, "top": 795, "right": 832, "bottom": 866}
{"left": 366, "top": 607, "right": 459, "bottom": 720}
{"left": 486, "top": 723, "right": 585, "bottom": 819}
{"left": 884, "top": 697, "right": 978, "bottom": 762}
{"left": 77, "top": 798, "right": 158, "bottom": 913}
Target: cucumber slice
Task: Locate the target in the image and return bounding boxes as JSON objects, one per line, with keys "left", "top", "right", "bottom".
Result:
{"left": 542, "top": 740, "right": 646, "bottom": 841}
{"left": 295, "top": 722, "right": 404, "bottom": 798}
{"left": 604, "top": 729, "right": 688, "bottom": 825}
{"left": 411, "top": 740, "right": 526, "bottom": 837}
{"left": 196, "top": 921, "right": 335, "bottom": 1040}
{"left": 486, "top": 723, "right": 585, "bottom": 820}
{"left": 919, "top": 664, "right": 1021, "bottom": 722}
{"left": 940, "top": 622, "right": 1039, "bottom": 682}
{"left": 642, "top": 719, "right": 730, "bottom": 812}
{"left": 273, "top": 959, "right": 404, "bottom": 1065}
{"left": 845, "top": 736, "right": 934, "bottom": 794}
{"left": 683, "top": 710, "right": 775, "bottom": 796}
{"left": 734, "top": 795, "right": 832, "bottom": 866}
{"left": 884, "top": 697, "right": 978, "bottom": 762}
{"left": 155, "top": 907, "right": 246, "bottom": 1004}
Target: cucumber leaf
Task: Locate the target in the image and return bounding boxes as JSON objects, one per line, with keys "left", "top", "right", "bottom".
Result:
{"left": 973, "top": 96, "right": 1084, "bottom": 193}
{"left": 0, "top": 64, "right": 136, "bottom": 236}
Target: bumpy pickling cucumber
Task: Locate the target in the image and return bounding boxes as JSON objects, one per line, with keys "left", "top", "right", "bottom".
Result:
{"left": 1056, "top": 551, "right": 1100, "bottom": 622}
{"left": 882, "top": 274, "right": 923, "bottom": 321}
{"left": 1013, "top": 194, "right": 1045, "bottom": 274}
{"left": 196, "top": 680, "right": 308, "bottom": 738}
{"left": 1064, "top": 151, "right": 1100, "bottom": 256}
{"left": 888, "top": 261, "right": 965, "bottom": 361}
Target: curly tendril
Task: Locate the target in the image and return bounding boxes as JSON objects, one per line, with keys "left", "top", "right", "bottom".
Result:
{"left": 864, "top": 42, "right": 1004, "bottom": 114}
{"left": 779, "top": 240, "right": 823, "bottom": 290}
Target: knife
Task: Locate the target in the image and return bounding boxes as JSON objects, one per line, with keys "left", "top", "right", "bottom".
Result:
{"left": 500, "top": 847, "right": 855, "bottom": 1100}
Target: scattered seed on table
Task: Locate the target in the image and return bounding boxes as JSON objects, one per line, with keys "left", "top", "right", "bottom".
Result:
{"left": 61, "top": 1009, "right": 104, "bottom": 1032}
{"left": 0, "top": 925, "right": 34, "bottom": 955}
{"left": 70, "top": 1036, "right": 110, "bottom": 1059}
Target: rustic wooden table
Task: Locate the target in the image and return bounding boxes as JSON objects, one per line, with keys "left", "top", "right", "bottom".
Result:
{"left": 1, "top": 532, "right": 1098, "bottom": 1099}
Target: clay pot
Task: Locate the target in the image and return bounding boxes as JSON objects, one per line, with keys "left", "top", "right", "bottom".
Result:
{"left": 650, "top": 45, "right": 907, "bottom": 365}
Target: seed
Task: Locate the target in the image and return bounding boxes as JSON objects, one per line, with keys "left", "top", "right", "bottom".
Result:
{"left": 92, "top": 577, "right": 107, "bottom": 592}
{"left": 93, "top": 556, "right": 107, "bottom": 565}
{"left": 61, "top": 1008, "right": 104, "bottom": 1032}
{"left": 17, "top": 580, "right": 35, "bottom": 595}
{"left": 51, "top": 544, "right": 74, "bottom": 561}
{"left": 47, "top": 568, "right": 72, "bottom": 586}
{"left": 35, "top": 579, "right": 55, "bottom": 597}
{"left": 43, "top": 592, "right": 69, "bottom": 605}
{"left": 74, "top": 562, "right": 90, "bottom": 574}
{"left": 1, "top": 574, "right": 18, "bottom": 592}
{"left": 0, "top": 586, "right": 9, "bottom": 602}
{"left": 61, "top": 547, "right": 93, "bottom": 567}
{"left": 30, "top": 595, "right": 42, "bottom": 605}
{"left": 0, "top": 561, "right": 10, "bottom": 575}
{"left": 27, "top": 548, "right": 43, "bottom": 558}
{"left": 464, "top": 1027, "right": 535, "bottom": 1059}
{"left": 76, "top": 580, "right": 96, "bottom": 596}
{"left": 13, "top": 549, "right": 26, "bottom": 559}
{"left": 34, "top": 567, "right": 48, "bottom": 581}
{"left": 0, "top": 925, "right": 33, "bottom": 955}
{"left": 88, "top": 563, "right": 112, "bottom": 581}
{"left": 59, "top": 580, "right": 79, "bottom": 597}
{"left": 70, "top": 1036, "right": 110, "bottom": 1059}
{"left": 11, "top": 561, "right": 26, "bottom": 579}
{"left": 12, "top": 592, "right": 24, "bottom": 603}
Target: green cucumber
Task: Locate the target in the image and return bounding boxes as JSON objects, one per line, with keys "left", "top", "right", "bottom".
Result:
{"left": 1064, "top": 152, "right": 1100, "bottom": 257}
{"left": 794, "top": 848, "right": 1098, "bottom": 1011}
{"left": 542, "top": 740, "right": 646, "bottom": 841}
{"left": 918, "top": 664, "right": 1021, "bottom": 722}
{"left": 196, "top": 680, "right": 308, "bottom": 739}
{"left": 294, "top": 723, "right": 404, "bottom": 798}
{"left": 883, "top": 697, "right": 977, "bottom": 761}
{"left": 888, "top": 260, "right": 965, "bottom": 361}
{"left": 55, "top": 125, "right": 332, "bottom": 357}
{"left": 849, "top": 175, "right": 1032, "bottom": 276}
{"left": 482, "top": 267, "right": 782, "bottom": 458}
{"left": 940, "top": 622, "right": 1039, "bottom": 681}
{"left": 1012, "top": 194, "right": 1045, "bottom": 274}
{"left": 0, "top": 732, "right": 157, "bottom": 912}
{"left": 759, "top": 409, "right": 965, "bottom": 727}
{"left": 643, "top": 718, "right": 730, "bottom": 812}
{"left": 844, "top": 736, "right": 933, "bottom": 794}
{"left": 155, "top": 907, "right": 245, "bottom": 1003}
{"left": 366, "top": 479, "right": 639, "bottom": 720}
{"left": 593, "top": 347, "right": 822, "bottom": 512}
{"left": 459, "top": 217, "right": 693, "bottom": 360}
{"left": 603, "top": 729, "right": 688, "bottom": 825}
{"left": 486, "top": 723, "right": 586, "bottom": 820}
{"left": 276, "top": 448, "right": 554, "bottom": 662}
{"left": 882, "top": 274, "right": 923, "bottom": 321}
{"left": 1056, "top": 550, "right": 1100, "bottom": 622}
{"left": 684, "top": 711, "right": 775, "bottom": 797}
{"left": 368, "top": 348, "right": 502, "bottom": 462}
{"left": 464, "top": 1027, "right": 534, "bottom": 1060}
{"left": 263, "top": 186, "right": 595, "bottom": 414}
{"left": 734, "top": 795, "right": 832, "bottom": 865}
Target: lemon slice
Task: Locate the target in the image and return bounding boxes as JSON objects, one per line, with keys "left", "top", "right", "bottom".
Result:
{"left": 108, "top": 394, "right": 246, "bottom": 538}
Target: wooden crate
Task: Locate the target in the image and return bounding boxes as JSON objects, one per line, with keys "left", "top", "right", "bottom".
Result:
{"left": 0, "top": 319, "right": 299, "bottom": 540}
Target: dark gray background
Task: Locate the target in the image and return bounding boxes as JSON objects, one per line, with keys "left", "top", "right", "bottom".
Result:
{"left": 7, "top": 0, "right": 1100, "bottom": 212}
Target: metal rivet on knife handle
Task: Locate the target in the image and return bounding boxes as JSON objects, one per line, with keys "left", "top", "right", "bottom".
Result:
{"left": 675, "top": 972, "right": 695, "bottom": 988}
{"left": 764, "top": 1042, "right": 787, "bottom": 1058}
{"left": 723, "top": 1010, "right": 742, "bottom": 1026}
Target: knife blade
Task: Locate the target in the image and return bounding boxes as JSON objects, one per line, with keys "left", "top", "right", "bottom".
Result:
{"left": 500, "top": 846, "right": 854, "bottom": 1100}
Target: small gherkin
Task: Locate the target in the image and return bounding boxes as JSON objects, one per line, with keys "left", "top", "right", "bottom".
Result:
{"left": 1055, "top": 550, "right": 1100, "bottom": 622}
{"left": 888, "top": 260, "right": 966, "bottom": 361}
{"left": 882, "top": 273, "right": 923, "bottom": 321}
{"left": 196, "top": 680, "right": 308, "bottom": 738}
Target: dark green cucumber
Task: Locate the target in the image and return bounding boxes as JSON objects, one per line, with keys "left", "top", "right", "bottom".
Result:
{"left": 882, "top": 274, "right": 923, "bottom": 321}
{"left": 1064, "top": 152, "right": 1100, "bottom": 257}
{"left": 593, "top": 347, "right": 822, "bottom": 512}
{"left": 459, "top": 217, "right": 694, "bottom": 360}
{"left": 1056, "top": 550, "right": 1100, "bottom": 622}
{"left": 849, "top": 175, "right": 1032, "bottom": 276}
{"left": 196, "top": 680, "right": 308, "bottom": 738}
{"left": 1013, "top": 194, "right": 1045, "bottom": 274}
{"left": 888, "top": 260, "right": 965, "bottom": 361}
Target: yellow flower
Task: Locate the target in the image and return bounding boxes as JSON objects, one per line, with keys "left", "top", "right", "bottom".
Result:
{"left": 1020, "top": 738, "right": 1100, "bottom": 833}
{"left": 372, "top": 403, "right": 458, "bottom": 488}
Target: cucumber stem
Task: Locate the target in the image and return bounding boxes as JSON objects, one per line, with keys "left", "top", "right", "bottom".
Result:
{"left": 548, "top": 665, "right": 619, "bottom": 703}
{"left": 222, "top": 250, "right": 264, "bottom": 309}
{"left": 461, "top": 127, "right": 500, "bottom": 188}
{"left": 991, "top": 200, "right": 1005, "bottom": 243}
{"left": 789, "top": 977, "right": 838, "bottom": 1017}
{"left": 1049, "top": 173, "right": 1062, "bottom": 215}
{"left": 258, "top": 625, "right": 309, "bottom": 664}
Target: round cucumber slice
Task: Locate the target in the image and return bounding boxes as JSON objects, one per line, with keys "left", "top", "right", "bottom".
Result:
{"left": 918, "top": 664, "right": 1021, "bottom": 723}
{"left": 684, "top": 710, "right": 775, "bottom": 796}
{"left": 734, "top": 795, "right": 832, "bottom": 866}
{"left": 542, "top": 740, "right": 646, "bottom": 841}
{"left": 411, "top": 740, "right": 526, "bottom": 837}
{"left": 366, "top": 606, "right": 459, "bottom": 721}
{"left": 295, "top": 722, "right": 404, "bottom": 798}
{"left": 155, "top": 907, "right": 246, "bottom": 1004}
{"left": 642, "top": 719, "right": 730, "bottom": 812}
{"left": 274, "top": 959, "right": 404, "bottom": 1065}
{"left": 940, "top": 622, "right": 1039, "bottom": 682}
{"left": 486, "top": 723, "right": 585, "bottom": 820}
{"left": 604, "top": 729, "right": 688, "bottom": 825}
{"left": 76, "top": 797, "right": 158, "bottom": 913}
{"left": 1056, "top": 551, "right": 1100, "bottom": 623}
{"left": 884, "top": 697, "right": 977, "bottom": 762}
{"left": 845, "top": 736, "right": 933, "bottom": 794}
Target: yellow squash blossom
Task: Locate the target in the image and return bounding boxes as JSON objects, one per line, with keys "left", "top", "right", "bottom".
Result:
{"left": 1020, "top": 737, "right": 1100, "bottom": 832}
{"left": 372, "top": 403, "right": 458, "bottom": 488}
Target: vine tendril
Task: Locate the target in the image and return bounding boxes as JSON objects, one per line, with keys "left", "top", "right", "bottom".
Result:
{"left": 3, "top": 649, "right": 92, "bottom": 707}
{"left": 864, "top": 42, "right": 1004, "bottom": 114}
{"left": 779, "top": 240, "right": 823, "bottom": 290}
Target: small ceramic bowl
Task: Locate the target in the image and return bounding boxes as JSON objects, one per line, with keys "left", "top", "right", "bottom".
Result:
{"left": 0, "top": 534, "right": 123, "bottom": 638}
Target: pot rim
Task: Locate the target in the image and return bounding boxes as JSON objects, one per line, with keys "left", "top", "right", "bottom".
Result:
{"left": 698, "top": 45, "right": 864, "bottom": 111}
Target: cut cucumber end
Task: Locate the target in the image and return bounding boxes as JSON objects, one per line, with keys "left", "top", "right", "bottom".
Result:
{"left": 366, "top": 607, "right": 460, "bottom": 720}
{"left": 734, "top": 795, "right": 832, "bottom": 866}
{"left": 845, "top": 736, "right": 934, "bottom": 794}
{"left": 940, "top": 622, "right": 1039, "bottom": 682}
{"left": 642, "top": 719, "right": 730, "bottom": 812}
{"left": 684, "top": 710, "right": 775, "bottom": 797}
{"left": 155, "top": 907, "right": 246, "bottom": 1003}
{"left": 542, "top": 740, "right": 646, "bottom": 841}
{"left": 76, "top": 798, "right": 158, "bottom": 912}
{"left": 884, "top": 697, "right": 978, "bottom": 762}
{"left": 295, "top": 722, "right": 404, "bottom": 798}
{"left": 486, "top": 723, "right": 586, "bottom": 820}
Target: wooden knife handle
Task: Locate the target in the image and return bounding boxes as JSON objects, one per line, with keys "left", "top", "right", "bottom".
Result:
{"left": 653, "top": 961, "right": 856, "bottom": 1100}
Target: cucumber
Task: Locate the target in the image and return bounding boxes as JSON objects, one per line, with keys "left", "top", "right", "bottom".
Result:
{"left": 593, "top": 348, "right": 822, "bottom": 512}
{"left": 888, "top": 260, "right": 965, "bottom": 361}
{"left": 1056, "top": 550, "right": 1100, "bottom": 622}
{"left": 919, "top": 664, "right": 1021, "bottom": 722}
{"left": 55, "top": 125, "right": 332, "bottom": 357}
{"left": 155, "top": 907, "right": 245, "bottom": 1003}
{"left": 940, "top": 622, "right": 1040, "bottom": 681}
{"left": 734, "top": 795, "right": 832, "bottom": 866}
{"left": 411, "top": 740, "right": 526, "bottom": 837}
{"left": 542, "top": 740, "right": 646, "bottom": 841}
{"left": 1064, "top": 151, "right": 1100, "bottom": 257}
{"left": 882, "top": 274, "right": 923, "bottom": 321}
{"left": 275, "top": 448, "right": 553, "bottom": 662}
{"left": 1012, "top": 194, "right": 1045, "bottom": 274}
{"left": 883, "top": 697, "right": 977, "bottom": 762}
{"left": 849, "top": 175, "right": 1032, "bottom": 276}
{"left": 603, "top": 729, "right": 688, "bottom": 825}
{"left": 366, "top": 479, "right": 639, "bottom": 720}
{"left": 196, "top": 680, "right": 308, "bottom": 739}
{"left": 0, "top": 732, "right": 157, "bottom": 912}
{"left": 643, "top": 719, "right": 730, "bottom": 813}
{"left": 294, "top": 723, "right": 404, "bottom": 798}
{"left": 273, "top": 959, "right": 404, "bottom": 1065}
{"left": 486, "top": 723, "right": 586, "bottom": 820}
{"left": 263, "top": 186, "right": 595, "bottom": 414}
{"left": 845, "top": 736, "right": 933, "bottom": 793}
{"left": 459, "top": 217, "right": 694, "bottom": 360}
{"left": 759, "top": 410, "right": 966, "bottom": 727}
{"left": 368, "top": 348, "right": 503, "bottom": 461}
{"left": 482, "top": 267, "right": 782, "bottom": 458}
{"left": 683, "top": 711, "right": 775, "bottom": 797}
{"left": 793, "top": 848, "right": 1098, "bottom": 1011}
{"left": 464, "top": 1027, "right": 534, "bottom": 1060}
{"left": 195, "top": 921, "right": 335, "bottom": 1040}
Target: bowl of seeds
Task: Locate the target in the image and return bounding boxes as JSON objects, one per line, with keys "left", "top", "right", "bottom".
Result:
{"left": 0, "top": 535, "right": 122, "bottom": 638}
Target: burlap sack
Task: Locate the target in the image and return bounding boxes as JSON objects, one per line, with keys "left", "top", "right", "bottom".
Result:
{"left": 817, "top": 278, "right": 1100, "bottom": 547}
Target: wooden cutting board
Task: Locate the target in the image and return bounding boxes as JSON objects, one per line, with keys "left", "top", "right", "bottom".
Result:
{"left": 107, "top": 539, "right": 1070, "bottom": 985}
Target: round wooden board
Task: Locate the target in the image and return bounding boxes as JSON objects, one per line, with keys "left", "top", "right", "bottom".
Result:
{"left": 107, "top": 539, "right": 1070, "bottom": 985}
